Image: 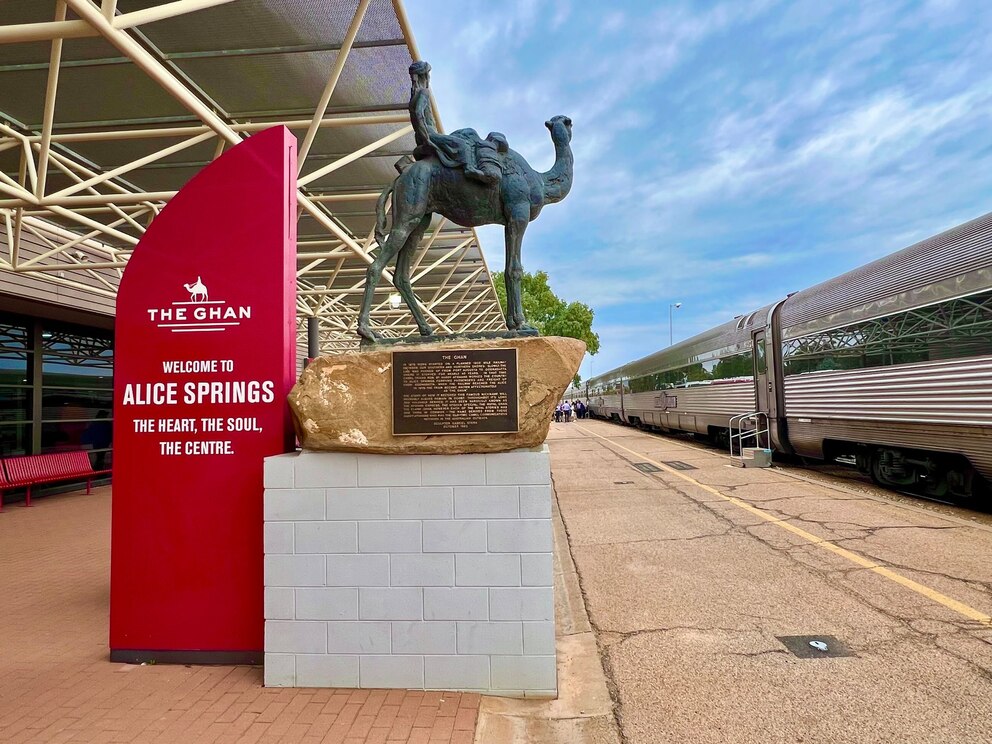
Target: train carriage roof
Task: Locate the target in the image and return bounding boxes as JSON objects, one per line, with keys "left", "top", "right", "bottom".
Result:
{"left": 779, "top": 210, "right": 992, "bottom": 340}
{"left": 589, "top": 303, "right": 773, "bottom": 386}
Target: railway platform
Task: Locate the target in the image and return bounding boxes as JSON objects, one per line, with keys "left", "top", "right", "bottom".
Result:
{"left": 0, "top": 488, "right": 481, "bottom": 744}
{"left": 547, "top": 418, "right": 992, "bottom": 743}
{"left": 5, "top": 426, "right": 992, "bottom": 743}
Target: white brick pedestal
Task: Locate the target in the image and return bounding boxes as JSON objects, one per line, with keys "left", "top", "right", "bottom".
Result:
{"left": 262, "top": 445, "right": 556, "bottom": 696}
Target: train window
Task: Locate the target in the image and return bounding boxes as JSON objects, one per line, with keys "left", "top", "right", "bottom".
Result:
{"left": 709, "top": 352, "right": 753, "bottom": 380}
{"left": 754, "top": 338, "right": 767, "bottom": 375}
{"left": 598, "top": 376, "right": 625, "bottom": 395}
{"left": 625, "top": 352, "right": 754, "bottom": 392}
{"left": 782, "top": 289, "right": 992, "bottom": 375}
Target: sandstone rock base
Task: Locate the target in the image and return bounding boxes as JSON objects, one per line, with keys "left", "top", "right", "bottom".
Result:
{"left": 289, "top": 336, "right": 585, "bottom": 454}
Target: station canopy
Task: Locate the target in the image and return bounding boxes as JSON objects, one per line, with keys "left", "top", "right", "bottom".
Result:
{"left": 0, "top": 0, "right": 505, "bottom": 351}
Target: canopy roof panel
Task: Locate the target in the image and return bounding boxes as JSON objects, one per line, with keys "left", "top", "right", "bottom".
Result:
{"left": 0, "top": 0, "right": 506, "bottom": 351}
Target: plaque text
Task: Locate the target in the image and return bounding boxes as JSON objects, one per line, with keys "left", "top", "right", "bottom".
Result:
{"left": 392, "top": 348, "right": 519, "bottom": 435}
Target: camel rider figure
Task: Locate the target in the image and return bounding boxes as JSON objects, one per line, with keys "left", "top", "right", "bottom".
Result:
{"left": 408, "top": 61, "right": 503, "bottom": 186}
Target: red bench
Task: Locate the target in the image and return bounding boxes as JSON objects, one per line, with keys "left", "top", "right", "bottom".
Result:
{"left": 0, "top": 451, "right": 111, "bottom": 510}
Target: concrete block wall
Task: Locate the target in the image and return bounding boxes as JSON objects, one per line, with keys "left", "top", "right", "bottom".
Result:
{"left": 262, "top": 445, "right": 556, "bottom": 696}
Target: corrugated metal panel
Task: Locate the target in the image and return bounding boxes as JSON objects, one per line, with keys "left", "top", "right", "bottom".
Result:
{"left": 780, "top": 211, "right": 992, "bottom": 338}
{"left": 591, "top": 382, "right": 755, "bottom": 421}
{"left": 655, "top": 382, "right": 755, "bottom": 417}
{"left": 620, "top": 391, "right": 657, "bottom": 411}
{"left": 588, "top": 393, "right": 622, "bottom": 418}
{"left": 0, "top": 232, "right": 116, "bottom": 317}
{"left": 783, "top": 356, "right": 992, "bottom": 425}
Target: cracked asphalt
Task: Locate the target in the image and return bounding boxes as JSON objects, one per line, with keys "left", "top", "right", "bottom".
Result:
{"left": 547, "top": 419, "right": 992, "bottom": 744}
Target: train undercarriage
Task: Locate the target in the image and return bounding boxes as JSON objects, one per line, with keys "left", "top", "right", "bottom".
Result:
{"left": 590, "top": 411, "right": 991, "bottom": 506}
{"left": 851, "top": 445, "right": 990, "bottom": 503}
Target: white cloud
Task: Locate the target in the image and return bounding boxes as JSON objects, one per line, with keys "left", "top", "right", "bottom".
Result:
{"left": 794, "top": 89, "right": 984, "bottom": 165}
{"left": 600, "top": 11, "right": 626, "bottom": 34}
{"left": 406, "top": 0, "right": 992, "bottom": 371}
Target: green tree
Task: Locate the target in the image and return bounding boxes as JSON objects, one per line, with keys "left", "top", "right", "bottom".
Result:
{"left": 493, "top": 270, "right": 599, "bottom": 386}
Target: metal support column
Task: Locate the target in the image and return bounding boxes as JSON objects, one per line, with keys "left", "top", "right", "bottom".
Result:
{"left": 30, "top": 320, "right": 43, "bottom": 455}
{"left": 307, "top": 316, "right": 319, "bottom": 364}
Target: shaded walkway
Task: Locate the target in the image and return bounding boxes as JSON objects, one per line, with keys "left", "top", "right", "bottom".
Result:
{"left": 0, "top": 488, "right": 479, "bottom": 744}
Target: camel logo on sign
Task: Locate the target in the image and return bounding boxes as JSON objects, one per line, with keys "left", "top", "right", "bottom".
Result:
{"left": 144, "top": 277, "right": 252, "bottom": 334}
{"left": 184, "top": 276, "right": 209, "bottom": 302}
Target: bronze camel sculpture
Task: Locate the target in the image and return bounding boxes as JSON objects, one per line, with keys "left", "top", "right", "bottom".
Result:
{"left": 357, "top": 114, "right": 574, "bottom": 341}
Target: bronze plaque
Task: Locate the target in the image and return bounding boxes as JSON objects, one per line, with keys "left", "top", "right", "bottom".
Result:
{"left": 392, "top": 348, "right": 519, "bottom": 435}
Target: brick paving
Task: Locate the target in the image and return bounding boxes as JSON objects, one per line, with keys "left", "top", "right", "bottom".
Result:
{"left": 0, "top": 488, "right": 480, "bottom": 743}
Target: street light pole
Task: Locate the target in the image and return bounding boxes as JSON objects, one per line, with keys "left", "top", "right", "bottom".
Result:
{"left": 669, "top": 302, "right": 682, "bottom": 346}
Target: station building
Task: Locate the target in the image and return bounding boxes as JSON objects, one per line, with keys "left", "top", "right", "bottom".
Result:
{"left": 0, "top": 0, "right": 504, "bottom": 473}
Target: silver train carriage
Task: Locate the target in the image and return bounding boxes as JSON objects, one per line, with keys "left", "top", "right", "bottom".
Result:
{"left": 586, "top": 211, "right": 992, "bottom": 501}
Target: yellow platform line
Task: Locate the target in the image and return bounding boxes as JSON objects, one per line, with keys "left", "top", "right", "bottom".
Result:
{"left": 575, "top": 424, "right": 992, "bottom": 625}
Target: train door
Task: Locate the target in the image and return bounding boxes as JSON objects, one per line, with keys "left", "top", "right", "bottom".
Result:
{"left": 765, "top": 298, "right": 794, "bottom": 454}
{"left": 752, "top": 330, "right": 770, "bottom": 448}
{"left": 752, "top": 330, "right": 768, "bottom": 414}
{"left": 619, "top": 376, "right": 625, "bottom": 420}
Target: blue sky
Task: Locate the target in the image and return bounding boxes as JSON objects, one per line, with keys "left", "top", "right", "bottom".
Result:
{"left": 405, "top": 0, "right": 992, "bottom": 379}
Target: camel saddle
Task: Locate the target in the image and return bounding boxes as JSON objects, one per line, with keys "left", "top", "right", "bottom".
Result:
{"left": 397, "top": 129, "right": 508, "bottom": 177}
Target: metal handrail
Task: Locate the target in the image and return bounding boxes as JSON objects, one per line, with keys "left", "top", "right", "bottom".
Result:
{"left": 729, "top": 411, "right": 769, "bottom": 464}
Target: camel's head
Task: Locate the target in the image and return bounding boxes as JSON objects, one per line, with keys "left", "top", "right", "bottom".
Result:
{"left": 545, "top": 115, "right": 572, "bottom": 142}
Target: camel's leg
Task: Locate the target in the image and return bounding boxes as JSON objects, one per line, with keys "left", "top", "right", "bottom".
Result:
{"left": 357, "top": 214, "right": 423, "bottom": 341}
{"left": 394, "top": 214, "right": 433, "bottom": 336}
{"left": 503, "top": 265, "right": 517, "bottom": 330}
{"left": 503, "top": 207, "right": 530, "bottom": 330}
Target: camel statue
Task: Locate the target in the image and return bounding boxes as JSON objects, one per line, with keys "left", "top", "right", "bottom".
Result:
{"left": 357, "top": 114, "right": 574, "bottom": 341}
{"left": 184, "top": 276, "right": 208, "bottom": 303}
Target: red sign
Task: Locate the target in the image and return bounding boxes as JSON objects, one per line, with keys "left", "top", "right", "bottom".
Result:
{"left": 111, "top": 126, "right": 297, "bottom": 663}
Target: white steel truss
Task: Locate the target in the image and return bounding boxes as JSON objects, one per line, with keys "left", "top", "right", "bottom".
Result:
{"left": 0, "top": 0, "right": 506, "bottom": 353}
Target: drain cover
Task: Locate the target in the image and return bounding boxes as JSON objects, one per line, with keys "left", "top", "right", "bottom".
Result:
{"left": 631, "top": 462, "right": 661, "bottom": 473}
{"left": 776, "top": 635, "right": 853, "bottom": 658}
{"left": 663, "top": 460, "right": 696, "bottom": 471}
